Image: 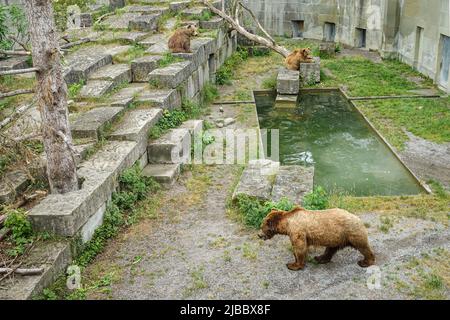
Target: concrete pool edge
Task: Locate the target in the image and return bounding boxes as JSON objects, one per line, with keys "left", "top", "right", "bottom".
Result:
{"left": 253, "top": 88, "right": 432, "bottom": 195}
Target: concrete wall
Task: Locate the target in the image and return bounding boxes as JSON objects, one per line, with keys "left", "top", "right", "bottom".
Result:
{"left": 246, "top": 0, "right": 450, "bottom": 93}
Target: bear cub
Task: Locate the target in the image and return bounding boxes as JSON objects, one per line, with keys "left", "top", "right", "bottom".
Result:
{"left": 285, "top": 48, "right": 314, "bottom": 71}
{"left": 168, "top": 24, "right": 199, "bottom": 53}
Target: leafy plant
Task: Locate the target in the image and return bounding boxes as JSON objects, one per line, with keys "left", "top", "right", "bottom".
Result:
{"left": 4, "top": 209, "right": 33, "bottom": 256}
{"left": 68, "top": 80, "right": 84, "bottom": 99}
{"left": 262, "top": 75, "right": 277, "bottom": 90}
{"left": 302, "top": 186, "right": 329, "bottom": 210}
{"left": 0, "top": 4, "right": 28, "bottom": 50}
{"left": 235, "top": 195, "right": 294, "bottom": 229}
{"left": 216, "top": 48, "right": 249, "bottom": 85}
{"left": 52, "top": 0, "right": 94, "bottom": 31}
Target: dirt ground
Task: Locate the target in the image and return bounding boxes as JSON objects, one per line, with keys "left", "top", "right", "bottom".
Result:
{"left": 82, "top": 49, "right": 449, "bottom": 300}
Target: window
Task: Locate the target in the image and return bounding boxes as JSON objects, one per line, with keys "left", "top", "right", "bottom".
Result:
{"left": 291, "top": 20, "right": 305, "bottom": 38}
{"left": 355, "top": 28, "right": 366, "bottom": 48}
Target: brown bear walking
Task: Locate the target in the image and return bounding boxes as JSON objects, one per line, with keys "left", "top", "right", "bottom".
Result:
{"left": 285, "top": 48, "right": 315, "bottom": 70}
{"left": 259, "top": 207, "right": 376, "bottom": 271}
{"left": 168, "top": 24, "right": 199, "bottom": 53}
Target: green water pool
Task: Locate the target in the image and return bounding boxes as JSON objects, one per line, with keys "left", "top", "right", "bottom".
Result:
{"left": 255, "top": 91, "right": 425, "bottom": 196}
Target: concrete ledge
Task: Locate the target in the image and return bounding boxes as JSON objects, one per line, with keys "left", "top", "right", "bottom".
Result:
{"left": 28, "top": 141, "right": 140, "bottom": 237}
{"left": 277, "top": 67, "right": 300, "bottom": 95}
{"left": 148, "top": 128, "right": 191, "bottom": 164}
{"left": 0, "top": 241, "right": 72, "bottom": 300}
{"left": 147, "top": 61, "right": 194, "bottom": 89}
{"left": 272, "top": 166, "right": 314, "bottom": 204}
{"left": 299, "top": 57, "right": 321, "bottom": 86}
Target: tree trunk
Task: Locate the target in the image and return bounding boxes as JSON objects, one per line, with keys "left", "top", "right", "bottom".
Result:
{"left": 23, "top": 0, "right": 79, "bottom": 194}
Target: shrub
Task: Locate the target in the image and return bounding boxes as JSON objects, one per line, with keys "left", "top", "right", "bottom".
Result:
{"left": 262, "top": 75, "right": 277, "bottom": 90}
{"left": 52, "top": 0, "right": 93, "bottom": 31}
{"left": 302, "top": 186, "right": 329, "bottom": 210}
{"left": 235, "top": 195, "right": 295, "bottom": 229}
{"left": 216, "top": 49, "right": 249, "bottom": 85}
{"left": 4, "top": 209, "right": 33, "bottom": 256}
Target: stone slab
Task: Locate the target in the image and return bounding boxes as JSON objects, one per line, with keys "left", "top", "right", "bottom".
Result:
{"left": 299, "top": 57, "right": 321, "bottom": 86}
{"left": 277, "top": 67, "right": 300, "bottom": 95}
{"left": 170, "top": 1, "right": 191, "bottom": 11}
{"left": 64, "top": 52, "right": 112, "bottom": 85}
{"left": 275, "top": 94, "right": 298, "bottom": 108}
{"left": 131, "top": 55, "right": 163, "bottom": 82}
{"left": 99, "top": 31, "right": 149, "bottom": 43}
{"left": 147, "top": 61, "right": 193, "bottom": 88}
{"left": 271, "top": 166, "right": 315, "bottom": 204}
{"left": 136, "top": 89, "right": 181, "bottom": 109}
{"left": 89, "top": 63, "right": 132, "bottom": 85}
{"left": 148, "top": 128, "right": 191, "bottom": 164}
{"left": 0, "top": 56, "right": 29, "bottom": 72}
{"left": 29, "top": 140, "right": 140, "bottom": 237}
{"left": 71, "top": 106, "right": 124, "bottom": 140}
{"left": 129, "top": 13, "right": 161, "bottom": 32}
{"left": 199, "top": 17, "right": 224, "bottom": 29}
{"left": 142, "top": 163, "right": 181, "bottom": 186}
{"left": 0, "top": 241, "right": 71, "bottom": 300}
{"left": 79, "top": 79, "right": 115, "bottom": 98}
{"left": 101, "top": 12, "right": 142, "bottom": 29}
{"left": 232, "top": 160, "right": 280, "bottom": 201}
{"left": 146, "top": 41, "right": 169, "bottom": 54}
{"left": 139, "top": 33, "right": 169, "bottom": 48}
{"left": 0, "top": 170, "right": 30, "bottom": 204}
{"left": 181, "top": 7, "right": 209, "bottom": 18}
{"left": 109, "top": 83, "right": 147, "bottom": 107}
{"left": 109, "top": 108, "right": 163, "bottom": 142}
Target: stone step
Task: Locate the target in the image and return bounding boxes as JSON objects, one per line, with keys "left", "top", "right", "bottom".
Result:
{"left": 300, "top": 57, "right": 321, "bottom": 86}
{"left": 64, "top": 52, "right": 112, "bottom": 85}
{"left": 89, "top": 63, "right": 132, "bottom": 85}
{"left": 0, "top": 171, "right": 30, "bottom": 205}
{"left": 109, "top": 83, "right": 147, "bottom": 107}
{"left": 109, "top": 108, "right": 163, "bottom": 143}
{"left": 147, "top": 128, "right": 191, "bottom": 164}
{"left": 125, "top": 5, "right": 169, "bottom": 15}
{"left": 71, "top": 106, "right": 124, "bottom": 140}
{"left": 0, "top": 56, "right": 29, "bottom": 72}
{"left": 131, "top": 55, "right": 163, "bottom": 82}
{"left": 142, "top": 163, "right": 181, "bottom": 186}
{"left": 271, "top": 166, "right": 314, "bottom": 205}
{"left": 0, "top": 240, "right": 71, "bottom": 300}
{"left": 29, "top": 140, "right": 141, "bottom": 237}
{"left": 100, "top": 12, "right": 142, "bottom": 29}
{"left": 277, "top": 67, "right": 300, "bottom": 95}
{"left": 147, "top": 61, "right": 193, "bottom": 89}
{"left": 139, "top": 33, "right": 168, "bottom": 48}
{"left": 79, "top": 80, "right": 115, "bottom": 98}
{"left": 129, "top": 13, "right": 161, "bottom": 32}
{"left": 146, "top": 41, "right": 169, "bottom": 54}
{"left": 232, "top": 160, "right": 280, "bottom": 201}
{"left": 199, "top": 17, "right": 224, "bottom": 29}
{"left": 98, "top": 31, "right": 149, "bottom": 43}
{"left": 181, "top": 7, "right": 209, "bottom": 18}
{"left": 135, "top": 89, "right": 181, "bottom": 110}
{"left": 169, "top": 1, "right": 191, "bottom": 12}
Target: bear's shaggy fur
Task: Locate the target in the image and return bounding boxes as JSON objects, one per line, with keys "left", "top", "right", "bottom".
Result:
{"left": 168, "top": 24, "right": 199, "bottom": 53}
{"left": 258, "top": 207, "right": 375, "bottom": 271}
{"left": 285, "top": 48, "right": 314, "bottom": 70}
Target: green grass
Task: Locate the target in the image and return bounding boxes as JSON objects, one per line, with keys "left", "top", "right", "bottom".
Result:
{"left": 158, "top": 52, "right": 183, "bottom": 68}
{"left": 357, "top": 97, "right": 450, "bottom": 147}
{"left": 319, "top": 57, "right": 426, "bottom": 96}
{"left": 113, "top": 43, "right": 147, "bottom": 64}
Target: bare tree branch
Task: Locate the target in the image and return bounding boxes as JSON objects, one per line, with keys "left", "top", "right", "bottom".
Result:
{"left": 0, "top": 89, "right": 34, "bottom": 99}
{"left": 201, "top": 0, "right": 290, "bottom": 57}
{"left": 60, "top": 38, "right": 91, "bottom": 50}
{"left": 0, "top": 67, "right": 39, "bottom": 76}
{"left": 238, "top": 2, "right": 276, "bottom": 45}
{"left": 0, "top": 49, "right": 31, "bottom": 56}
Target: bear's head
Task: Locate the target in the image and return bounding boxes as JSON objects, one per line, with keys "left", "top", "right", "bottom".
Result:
{"left": 291, "top": 47, "right": 313, "bottom": 60}
{"left": 186, "top": 24, "right": 199, "bottom": 37}
{"left": 258, "top": 209, "right": 284, "bottom": 240}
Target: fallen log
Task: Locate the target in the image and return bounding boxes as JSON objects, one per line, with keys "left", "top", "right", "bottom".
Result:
{"left": 0, "top": 89, "right": 34, "bottom": 99}
{"left": 0, "top": 67, "right": 39, "bottom": 76}
{"left": 60, "top": 38, "right": 91, "bottom": 50}
{"left": 0, "top": 49, "right": 31, "bottom": 56}
{"left": 0, "top": 267, "right": 44, "bottom": 276}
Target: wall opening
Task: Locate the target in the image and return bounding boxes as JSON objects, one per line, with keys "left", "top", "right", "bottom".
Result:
{"left": 414, "top": 26, "right": 424, "bottom": 69}
{"left": 355, "top": 28, "right": 367, "bottom": 48}
{"left": 324, "top": 22, "right": 336, "bottom": 42}
{"left": 437, "top": 34, "right": 450, "bottom": 89}
{"left": 291, "top": 20, "right": 305, "bottom": 38}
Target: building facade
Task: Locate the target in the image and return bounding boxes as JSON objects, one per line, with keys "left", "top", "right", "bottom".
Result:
{"left": 246, "top": 0, "right": 450, "bottom": 93}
